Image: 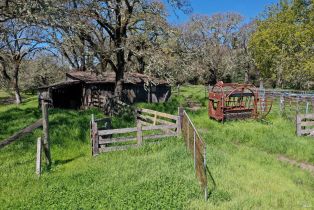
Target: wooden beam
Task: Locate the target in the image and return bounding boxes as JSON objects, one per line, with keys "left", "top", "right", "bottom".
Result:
{"left": 42, "top": 102, "right": 51, "bottom": 168}
{"left": 137, "top": 114, "right": 176, "bottom": 126}
{"left": 99, "top": 136, "right": 136, "bottom": 144}
{"left": 137, "top": 121, "right": 143, "bottom": 146}
{"left": 0, "top": 119, "right": 43, "bottom": 149}
{"left": 137, "top": 108, "right": 178, "bottom": 120}
{"left": 36, "top": 137, "right": 42, "bottom": 176}
{"left": 98, "top": 127, "right": 137, "bottom": 136}
{"left": 143, "top": 133, "right": 176, "bottom": 140}
{"left": 141, "top": 124, "right": 177, "bottom": 131}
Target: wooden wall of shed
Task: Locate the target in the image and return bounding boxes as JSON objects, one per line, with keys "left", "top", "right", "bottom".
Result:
{"left": 81, "top": 83, "right": 171, "bottom": 108}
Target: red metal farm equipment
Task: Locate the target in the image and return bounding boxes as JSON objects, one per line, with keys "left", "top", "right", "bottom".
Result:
{"left": 208, "top": 81, "right": 272, "bottom": 122}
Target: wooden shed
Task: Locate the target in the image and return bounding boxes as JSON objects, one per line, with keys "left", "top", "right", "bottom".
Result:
{"left": 38, "top": 71, "right": 171, "bottom": 109}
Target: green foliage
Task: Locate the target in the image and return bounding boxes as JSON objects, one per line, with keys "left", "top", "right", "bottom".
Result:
{"left": 249, "top": 0, "right": 314, "bottom": 89}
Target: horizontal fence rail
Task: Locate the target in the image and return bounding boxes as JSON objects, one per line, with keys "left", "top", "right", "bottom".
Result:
{"left": 296, "top": 114, "right": 314, "bottom": 136}
{"left": 179, "top": 108, "right": 208, "bottom": 201}
{"left": 91, "top": 109, "right": 180, "bottom": 154}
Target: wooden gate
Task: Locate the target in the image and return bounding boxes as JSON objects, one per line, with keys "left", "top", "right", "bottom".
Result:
{"left": 91, "top": 108, "right": 180, "bottom": 154}
{"left": 296, "top": 114, "right": 314, "bottom": 136}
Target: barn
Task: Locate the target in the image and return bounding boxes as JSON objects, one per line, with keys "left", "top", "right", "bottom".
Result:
{"left": 38, "top": 71, "right": 171, "bottom": 109}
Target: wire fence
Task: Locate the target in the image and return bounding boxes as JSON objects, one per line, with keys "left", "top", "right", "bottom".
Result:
{"left": 260, "top": 89, "right": 314, "bottom": 119}
{"left": 181, "top": 109, "right": 208, "bottom": 200}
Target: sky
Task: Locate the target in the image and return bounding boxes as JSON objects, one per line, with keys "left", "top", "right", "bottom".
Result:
{"left": 166, "top": 0, "right": 280, "bottom": 25}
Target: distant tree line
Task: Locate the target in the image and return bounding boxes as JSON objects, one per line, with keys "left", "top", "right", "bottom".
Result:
{"left": 0, "top": 0, "right": 313, "bottom": 104}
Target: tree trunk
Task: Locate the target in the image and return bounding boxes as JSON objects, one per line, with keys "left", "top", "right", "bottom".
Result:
{"left": 244, "top": 63, "right": 250, "bottom": 83}
{"left": 13, "top": 62, "right": 22, "bottom": 104}
{"left": 208, "top": 68, "right": 217, "bottom": 85}
{"left": 244, "top": 70, "right": 249, "bottom": 84}
{"left": 114, "top": 48, "right": 125, "bottom": 100}
{"left": 276, "top": 62, "right": 283, "bottom": 88}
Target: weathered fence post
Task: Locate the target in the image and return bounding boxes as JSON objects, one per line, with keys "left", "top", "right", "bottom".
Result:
{"left": 296, "top": 114, "right": 302, "bottom": 136}
{"left": 193, "top": 131, "right": 196, "bottom": 171}
{"left": 204, "top": 144, "right": 208, "bottom": 201}
{"left": 92, "top": 117, "right": 99, "bottom": 156}
{"left": 42, "top": 101, "right": 51, "bottom": 168}
{"left": 296, "top": 98, "right": 300, "bottom": 114}
{"left": 177, "top": 107, "right": 184, "bottom": 137}
{"left": 36, "top": 137, "right": 42, "bottom": 176}
{"left": 137, "top": 120, "right": 143, "bottom": 146}
{"left": 280, "top": 95, "right": 285, "bottom": 114}
{"left": 306, "top": 101, "right": 309, "bottom": 114}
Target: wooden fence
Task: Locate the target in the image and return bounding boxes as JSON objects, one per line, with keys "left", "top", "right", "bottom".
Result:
{"left": 296, "top": 114, "right": 314, "bottom": 136}
{"left": 91, "top": 108, "right": 180, "bottom": 154}
{"left": 179, "top": 108, "right": 208, "bottom": 200}
{"left": 91, "top": 107, "right": 210, "bottom": 200}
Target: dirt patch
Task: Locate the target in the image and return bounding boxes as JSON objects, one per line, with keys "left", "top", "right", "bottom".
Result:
{"left": 278, "top": 155, "right": 314, "bottom": 175}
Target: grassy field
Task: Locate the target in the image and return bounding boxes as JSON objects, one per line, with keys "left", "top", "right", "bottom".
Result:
{"left": 0, "top": 86, "right": 313, "bottom": 209}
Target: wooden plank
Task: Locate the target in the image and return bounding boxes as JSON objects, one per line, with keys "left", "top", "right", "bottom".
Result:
{"left": 42, "top": 102, "right": 51, "bottom": 167}
{"left": 138, "top": 120, "right": 152, "bottom": 126}
{"left": 137, "top": 121, "right": 143, "bottom": 146}
{"left": 0, "top": 118, "right": 43, "bottom": 149}
{"left": 99, "top": 136, "right": 136, "bottom": 144}
{"left": 300, "top": 121, "right": 314, "bottom": 127}
{"left": 143, "top": 133, "right": 177, "bottom": 140}
{"left": 300, "top": 129, "right": 314, "bottom": 135}
{"left": 142, "top": 124, "right": 177, "bottom": 131}
{"left": 138, "top": 108, "right": 178, "bottom": 120}
{"left": 296, "top": 115, "right": 302, "bottom": 136}
{"left": 137, "top": 114, "right": 176, "bottom": 126}
{"left": 298, "top": 114, "right": 314, "bottom": 119}
{"left": 36, "top": 137, "right": 42, "bottom": 176}
{"left": 92, "top": 122, "right": 99, "bottom": 156}
{"left": 99, "top": 144, "right": 139, "bottom": 153}
{"left": 98, "top": 127, "right": 137, "bottom": 136}
{"left": 177, "top": 107, "right": 184, "bottom": 136}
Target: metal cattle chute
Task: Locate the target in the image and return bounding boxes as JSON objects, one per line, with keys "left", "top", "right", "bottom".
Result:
{"left": 208, "top": 81, "right": 272, "bottom": 122}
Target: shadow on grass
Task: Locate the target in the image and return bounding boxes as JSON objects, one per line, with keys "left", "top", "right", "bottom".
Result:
{"left": 54, "top": 154, "right": 85, "bottom": 166}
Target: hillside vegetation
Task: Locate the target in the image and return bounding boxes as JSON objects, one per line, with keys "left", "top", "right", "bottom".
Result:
{"left": 0, "top": 86, "right": 314, "bottom": 209}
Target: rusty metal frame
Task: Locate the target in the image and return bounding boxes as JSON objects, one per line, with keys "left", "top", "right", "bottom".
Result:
{"left": 208, "top": 81, "right": 270, "bottom": 122}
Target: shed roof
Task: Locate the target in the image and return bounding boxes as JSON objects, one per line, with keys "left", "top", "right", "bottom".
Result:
{"left": 38, "top": 80, "right": 81, "bottom": 90}
{"left": 66, "top": 71, "right": 169, "bottom": 85}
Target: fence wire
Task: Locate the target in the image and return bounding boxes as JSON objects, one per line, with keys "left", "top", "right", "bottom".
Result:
{"left": 181, "top": 111, "right": 208, "bottom": 200}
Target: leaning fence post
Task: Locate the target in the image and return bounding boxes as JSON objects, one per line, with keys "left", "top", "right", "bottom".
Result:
{"left": 137, "top": 120, "right": 143, "bottom": 146}
{"left": 296, "top": 114, "right": 302, "bottom": 136}
{"left": 42, "top": 101, "right": 51, "bottom": 168}
{"left": 36, "top": 137, "right": 42, "bottom": 176}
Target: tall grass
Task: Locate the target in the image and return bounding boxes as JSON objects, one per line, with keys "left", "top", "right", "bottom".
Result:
{"left": 0, "top": 86, "right": 313, "bottom": 209}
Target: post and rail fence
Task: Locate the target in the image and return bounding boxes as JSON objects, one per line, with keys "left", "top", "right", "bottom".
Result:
{"left": 296, "top": 114, "right": 314, "bottom": 137}
{"left": 91, "top": 107, "right": 210, "bottom": 200}
{"left": 91, "top": 108, "right": 180, "bottom": 154}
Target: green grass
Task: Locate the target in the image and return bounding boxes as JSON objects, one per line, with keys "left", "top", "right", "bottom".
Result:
{"left": 0, "top": 89, "right": 12, "bottom": 99}
{"left": 0, "top": 86, "right": 313, "bottom": 209}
